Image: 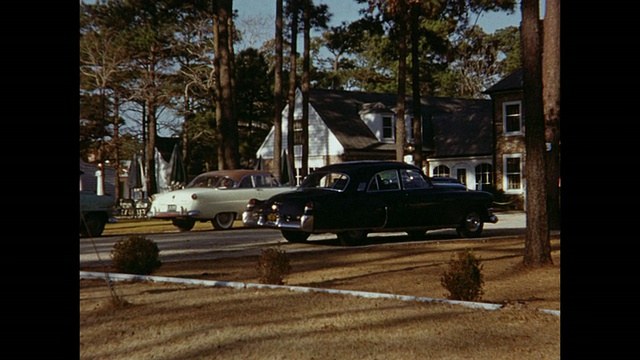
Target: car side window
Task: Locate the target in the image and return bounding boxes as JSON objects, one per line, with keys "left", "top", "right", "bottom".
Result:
{"left": 369, "top": 170, "right": 400, "bottom": 191}
{"left": 219, "top": 177, "right": 234, "bottom": 188}
{"left": 401, "top": 169, "right": 431, "bottom": 189}
{"left": 239, "top": 176, "right": 253, "bottom": 188}
{"left": 254, "top": 174, "right": 281, "bottom": 188}
{"left": 367, "top": 176, "right": 379, "bottom": 191}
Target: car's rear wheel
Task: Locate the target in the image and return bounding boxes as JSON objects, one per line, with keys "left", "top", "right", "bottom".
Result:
{"left": 80, "top": 213, "right": 106, "bottom": 238}
{"left": 337, "top": 230, "right": 368, "bottom": 246}
{"left": 173, "top": 218, "right": 195, "bottom": 232}
{"left": 456, "top": 211, "right": 484, "bottom": 238}
{"left": 281, "top": 230, "right": 310, "bottom": 243}
{"left": 212, "top": 212, "right": 235, "bottom": 230}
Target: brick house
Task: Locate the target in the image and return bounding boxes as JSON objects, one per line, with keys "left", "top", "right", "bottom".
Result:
{"left": 483, "top": 68, "right": 526, "bottom": 209}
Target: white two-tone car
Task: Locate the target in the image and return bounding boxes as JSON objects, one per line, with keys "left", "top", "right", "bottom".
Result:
{"left": 148, "top": 170, "right": 297, "bottom": 231}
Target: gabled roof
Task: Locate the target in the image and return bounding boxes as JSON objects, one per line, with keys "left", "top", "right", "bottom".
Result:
{"left": 308, "top": 89, "right": 493, "bottom": 158}
{"left": 309, "top": 89, "right": 395, "bottom": 152}
{"left": 483, "top": 68, "right": 523, "bottom": 94}
{"left": 422, "top": 96, "right": 493, "bottom": 157}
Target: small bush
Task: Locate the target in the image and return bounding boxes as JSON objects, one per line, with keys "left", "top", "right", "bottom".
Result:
{"left": 257, "top": 248, "right": 292, "bottom": 285}
{"left": 111, "top": 235, "right": 162, "bottom": 275}
{"left": 440, "top": 249, "right": 484, "bottom": 301}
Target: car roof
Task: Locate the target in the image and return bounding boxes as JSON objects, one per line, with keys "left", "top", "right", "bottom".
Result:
{"left": 194, "top": 169, "right": 275, "bottom": 183}
{"left": 316, "top": 161, "right": 420, "bottom": 172}
{"left": 312, "top": 161, "right": 423, "bottom": 182}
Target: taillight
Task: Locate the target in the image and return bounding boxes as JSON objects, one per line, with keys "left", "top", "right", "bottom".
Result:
{"left": 246, "top": 198, "right": 256, "bottom": 211}
{"left": 191, "top": 194, "right": 198, "bottom": 200}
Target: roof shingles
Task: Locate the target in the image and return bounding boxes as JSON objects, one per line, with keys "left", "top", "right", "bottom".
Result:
{"left": 308, "top": 89, "right": 493, "bottom": 158}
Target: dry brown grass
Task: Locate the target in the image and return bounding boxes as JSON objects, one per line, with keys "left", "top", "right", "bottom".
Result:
{"left": 80, "top": 235, "right": 560, "bottom": 359}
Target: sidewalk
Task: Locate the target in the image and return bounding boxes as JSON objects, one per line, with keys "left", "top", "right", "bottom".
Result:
{"left": 490, "top": 210, "right": 560, "bottom": 236}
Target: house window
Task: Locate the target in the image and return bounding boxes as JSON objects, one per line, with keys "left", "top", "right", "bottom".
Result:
{"left": 293, "top": 119, "right": 303, "bottom": 145}
{"left": 456, "top": 168, "right": 467, "bottom": 185}
{"left": 475, "top": 163, "right": 493, "bottom": 190}
{"left": 503, "top": 101, "right": 522, "bottom": 135}
{"left": 503, "top": 154, "right": 522, "bottom": 193}
{"left": 382, "top": 116, "right": 393, "bottom": 140}
{"left": 432, "top": 165, "right": 450, "bottom": 177}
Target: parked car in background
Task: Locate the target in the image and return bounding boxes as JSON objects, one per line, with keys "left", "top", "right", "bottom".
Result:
{"left": 428, "top": 176, "right": 468, "bottom": 190}
{"left": 242, "top": 161, "right": 498, "bottom": 246}
{"left": 148, "top": 170, "right": 297, "bottom": 231}
{"left": 80, "top": 190, "right": 117, "bottom": 237}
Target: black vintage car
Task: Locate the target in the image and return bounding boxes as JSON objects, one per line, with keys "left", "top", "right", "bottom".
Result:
{"left": 242, "top": 160, "right": 498, "bottom": 246}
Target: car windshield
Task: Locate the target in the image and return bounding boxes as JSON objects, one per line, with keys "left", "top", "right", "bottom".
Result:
{"left": 186, "top": 175, "right": 233, "bottom": 189}
{"left": 300, "top": 171, "right": 349, "bottom": 191}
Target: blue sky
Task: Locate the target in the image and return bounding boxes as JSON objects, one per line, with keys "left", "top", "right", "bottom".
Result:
{"left": 233, "top": 0, "right": 522, "bottom": 50}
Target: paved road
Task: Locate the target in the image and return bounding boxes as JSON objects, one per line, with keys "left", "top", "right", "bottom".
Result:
{"left": 80, "top": 211, "right": 548, "bottom": 267}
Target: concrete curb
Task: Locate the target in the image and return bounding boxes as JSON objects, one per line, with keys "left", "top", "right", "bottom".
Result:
{"left": 80, "top": 271, "right": 560, "bottom": 317}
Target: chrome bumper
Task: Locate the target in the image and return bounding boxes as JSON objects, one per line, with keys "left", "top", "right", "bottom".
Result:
{"left": 148, "top": 209, "right": 200, "bottom": 219}
{"left": 242, "top": 211, "right": 314, "bottom": 232}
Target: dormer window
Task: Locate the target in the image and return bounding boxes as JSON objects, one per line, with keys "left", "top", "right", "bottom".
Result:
{"left": 382, "top": 116, "right": 394, "bottom": 140}
{"left": 503, "top": 101, "right": 522, "bottom": 135}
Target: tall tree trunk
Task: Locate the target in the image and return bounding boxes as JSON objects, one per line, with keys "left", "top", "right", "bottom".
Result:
{"left": 410, "top": 2, "right": 422, "bottom": 168}
{"left": 146, "top": 99, "right": 157, "bottom": 196}
{"left": 543, "top": 0, "right": 561, "bottom": 230}
{"left": 182, "top": 94, "right": 191, "bottom": 179}
{"left": 216, "top": 0, "right": 239, "bottom": 170}
{"left": 227, "top": 5, "right": 240, "bottom": 169}
{"left": 286, "top": 0, "right": 298, "bottom": 184}
{"left": 113, "top": 96, "right": 121, "bottom": 201}
{"left": 213, "top": 5, "right": 223, "bottom": 169}
{"left": 145, "top": 48, "right": 158, "bottom": 196}
{"left": 521, "top": 0, "right": 552, "bottom": 267}
{"left": 395, "top": 1, "right": 407, "bottom": 162}
{"left": 273, "top": 0, "right": 283, "bottom": 181}
{"left": 301, "top": 0, "right": 310, "bottom": 178}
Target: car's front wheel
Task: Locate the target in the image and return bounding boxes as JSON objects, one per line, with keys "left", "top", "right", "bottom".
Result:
{"left": 80, "top": 213, "right": 106, "bottom": 238}
{"left": 456, "top": 211, "right": 484, "bottom": 238}
{"left": 337, "top": 230, "right": 368, "bottom": 246}
{"left": 281, "top": 230, "right": 310, "bottom": 243}
{"left": 173, "top": 218, "right": 195, "bottom": 232}
{"left": 212, "top": 212, "right": 235, "bottom": 230}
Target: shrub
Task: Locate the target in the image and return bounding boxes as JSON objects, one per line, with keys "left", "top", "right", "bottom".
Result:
{"left": 440, "top": 249, "right": 484, "bottom": 301}
{"left": 111, "top": 235, "right": 162, "bottom": 275}
{"left": 257, "top": 248, "right": 292, "bottom": 285}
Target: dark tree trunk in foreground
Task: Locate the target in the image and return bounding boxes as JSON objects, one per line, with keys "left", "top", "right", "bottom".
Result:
{"left": 301, "top": 0, "right": 310, "bottom": 179}
{"left": 273, "top": 0, "right": 283, "bottom": 181}
{"left": 543, "top": 0, "right": 561, "bottom": 231}
{"left": 410, "top": 2, "right": 422, "bottom": 168}
{"left": 395, "top": 1, "right": 407, "bottom": 162}
{"left": 521, "top": 0, "right": 552, "bottom": 266}
{"left": 286, "top": 0, "right": 298, "bottom": 184}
